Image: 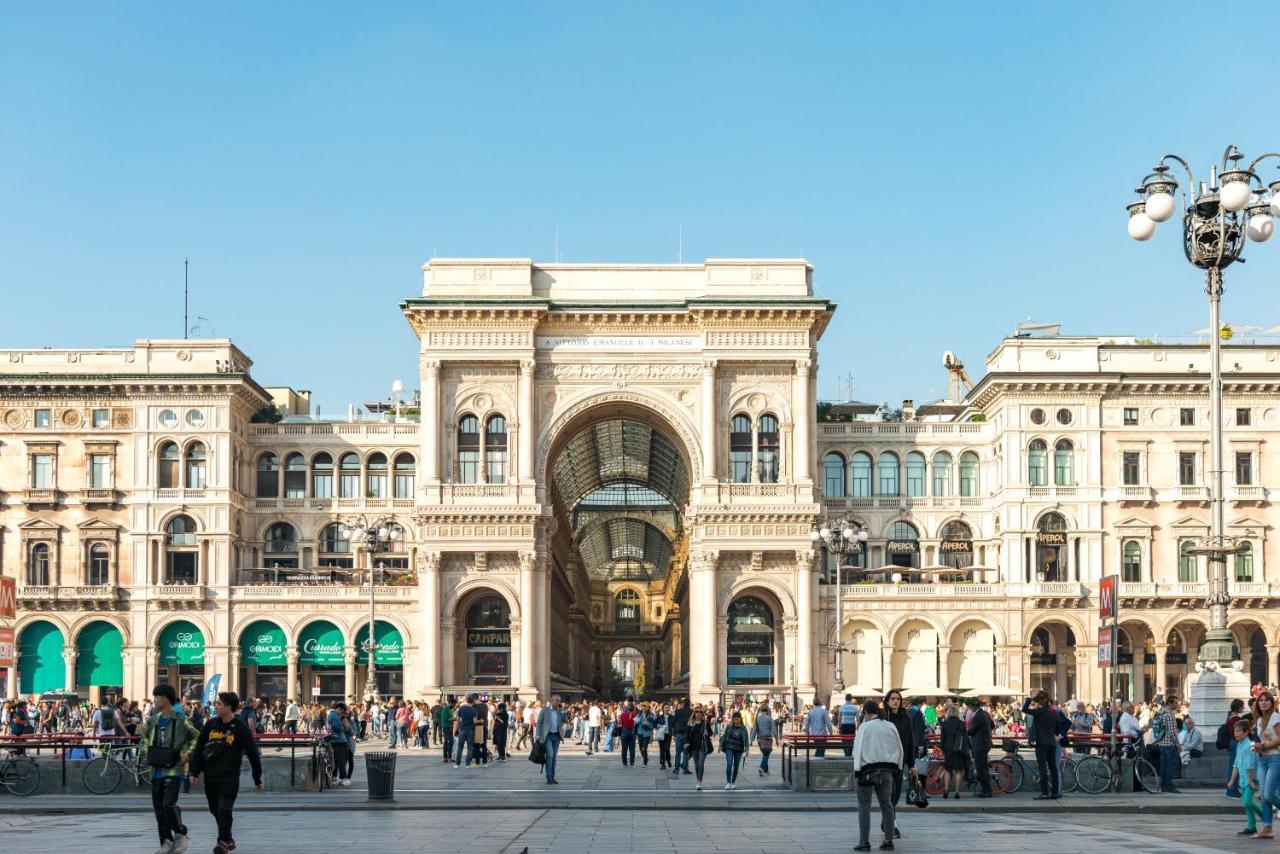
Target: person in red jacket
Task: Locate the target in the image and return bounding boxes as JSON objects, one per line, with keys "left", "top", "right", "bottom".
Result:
{"left": 618, "top": 697, "right": 639, "bottom": 767}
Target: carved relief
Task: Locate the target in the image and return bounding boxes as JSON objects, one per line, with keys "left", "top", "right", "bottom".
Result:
{"left": 705, "top": 331, "right": 807, "bottom": 348}
{"left": 428, "top": 330, "right": 531, "bottom": 348}
{"left": 60, "top": 409, "right": 82, "bottom": 428}
{"left": 111, "top": 408, "right": 133, "bottom": 428}
{"left": 3, "top": 409, "right": 21, "bottom": 428}
{"left": 534, "top": 363, "right": 701, "bottom": 381}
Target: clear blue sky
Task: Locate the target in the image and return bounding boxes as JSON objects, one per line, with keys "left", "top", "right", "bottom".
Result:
{"left": 5, "top": 4, "right": 1280, "bottom": 414}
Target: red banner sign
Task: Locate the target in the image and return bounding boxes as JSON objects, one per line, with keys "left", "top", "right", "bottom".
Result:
{"left": 0, "top": 627, "right": 14, "bottom": 668}
{"left": 1099, "top": 575, "right": 1117, "bottom": 621}
{"left": 0, "top": 577, "right": 15, "bottom": 619}
{"left": 1097, "top": 626, "right": 1114, "bottom": 668}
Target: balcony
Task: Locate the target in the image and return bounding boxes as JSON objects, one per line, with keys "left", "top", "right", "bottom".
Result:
{"left": 249, "top": 422, "right": 420, "bottom": 438}
{"left": 154, "top": 584, "right": 207, "bottom": 606}
{"left": 17, "top": 585, "right": 58, "bottom": 605}
{"left": 1028, "top": 486, "right": 1078, "bottom": 499}
{"left": 22, "top": 488, "right": 60, "bottom": 507}
{"left": 1118, "top": 581, "right": 1158, "bottom": 598}
{"left": 1119, "top": 485, "right": 1155, "bottom": 504}
{"left": 1176, "top": 485, "right": 1209, "bottom": 504}
{"left": 80, "top": 488, "right": 120, "bottom": 507}
{"left": 61, "top": 585, "right": 121, "bottom": 606}
{"left": 717, "top": 482, "right": 802, "bottom": 503}
{"left": 231, "top": 584, "right": 417, "bottom": 603}
{"left": 156, "top": 488, "right": 207, "bottom": 501}
{"left": 840, "top": 583, "right": 1001, "bottom": 599}
{"left": 442, "top": 484, "right": 518, "bottom": 504}
{"left": 1231, "top": 485, "right": 1268, "bottom": 504}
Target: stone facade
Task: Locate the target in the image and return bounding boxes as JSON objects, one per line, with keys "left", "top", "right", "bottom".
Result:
{"left": 2, "top": 259, "right": 1278, "bottom": 706}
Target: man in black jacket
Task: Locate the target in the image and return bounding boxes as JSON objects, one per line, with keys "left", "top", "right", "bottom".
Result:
{"left": 881, "top": 690, "right": 915, "bottom": 841}
{"left": 671, "top": 700, "right": 693, "bottom": 775}
{"left": 189, "top": 692, "right": 264, "bottom": 853}
{"left": 965, "top": 697, "right": 994, "bottom": 797}
{"left": 1021, "top": 691, "right": 1060, "bottom": 799}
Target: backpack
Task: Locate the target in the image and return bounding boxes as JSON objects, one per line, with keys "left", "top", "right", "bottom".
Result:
{"left": 1151, "top": 715, "right": 1167, "bottom": 743}
{"left": 1216, "top": 722, "right": 1231, "bottom": 750}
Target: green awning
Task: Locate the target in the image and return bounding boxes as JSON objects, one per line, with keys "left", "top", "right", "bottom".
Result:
{"left": 19, "top": 620, "right": 65, "bottom": 694}
{"left": 239, "top": 620, "right": 286, "bottom": 666}
{"left": 356, "top": 620, "right": 403, "bottom": 666}
{"left": 158, "top": 620, "right": 205, "bottom": 665}
{"left": 75, "top": 621, "right": 123, "bottom": 687}
{"left": 297, "top": 620, "right": 345, "bottom": 666}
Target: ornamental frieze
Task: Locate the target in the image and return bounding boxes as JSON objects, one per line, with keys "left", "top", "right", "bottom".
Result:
{"left": 534, "top": 363, "right": 702, "bottom": 381}
{"left": 704, "top": 331, "right": 808, "bottom": 348}
{"left": 428, "top": 330, "right": 532, "bottom": 348}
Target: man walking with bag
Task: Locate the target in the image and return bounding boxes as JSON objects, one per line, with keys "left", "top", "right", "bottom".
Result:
{"left": 534, "top": 694, "right": 566, "bottom": 784}
{"left": 141, "top": 684, "right": 200, "bottom": 854}
{"left": 853, "top": 700, "right": 903, "bottom": 851}
{"left": 188, "top": 692, "right": 264, "bottom": 854}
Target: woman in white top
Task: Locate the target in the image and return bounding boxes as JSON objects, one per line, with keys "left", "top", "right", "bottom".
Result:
{"left": 1252, "top": 691, "right": 1280, "bottom": 839}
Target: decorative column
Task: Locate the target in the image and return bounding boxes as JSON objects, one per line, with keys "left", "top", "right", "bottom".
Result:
{"left": 518, "top": 552, "right": 538, "bottom": 696}
{"left": 344, "top": 649, "right": 357, "bottom": 700}
{"left": 700, "top": 360, "right": 717, "bottom": 481}
{"left": 937, "top": 644, "right": 951, "bottom": 692}
{"left": 419, "top": 552, "right": 441, "bottom": 695}
{"left": 1268, "top": 645, "right": 1280, "bottom": 689}
{"left": 422, "top": 359, "right": 441, "bottom": 482}
{"left": 63, "top": 647, "right": 77, "bottom": 693}
{"left": 795, "top": 549, "right": 816, "bottom": 695}
{"left": 441, "top": 618, "right": 457, "bottom": 688}
{"left": 286, "top": 648, "right": 299, "bottom": 702}
{"left": 716, "top": 618, "right": 729, "bottom": 687}
{"left": 228, "top": 649, "right": 241, "bottom": 695}
{"left": 1154, "top": 644, "right": 1169, "bottom": 699}
{"left": 688, "top": 549, "right": 719, "bottom": 700}
{"left": 882, "top": 646, "right": 894, "bottom": 694}
{"left": 794, "top": 359, "right": 813, "bottom": 483}
{"left": 518, "top": 359, "right": 536, "bottom": 482}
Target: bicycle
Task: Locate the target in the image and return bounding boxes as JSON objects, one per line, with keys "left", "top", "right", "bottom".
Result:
{"left": 0, "top": 751, "right": 40, "bottom": 796}
{"left": 1072, "top": 741, "right": 1159, "bottom": 794}
{"left": 923, "top": 747, "right": 1014, "bottom": 796}
{"left": 82, "top": 742, "right": 150, "bottom": 795}
{"left": 314, "top": 740, "right": 336, "bottom": 789}
{"left": 1001, "top": 741, "right": 1078, "bottom": 793}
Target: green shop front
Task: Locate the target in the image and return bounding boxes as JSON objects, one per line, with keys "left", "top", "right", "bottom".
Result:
{"left": 157, "top": 620, "right": 206, "bottom": 700}
{"left": 238, "top": 620, "right": 288, "bottom": 700}
{"left": 298, "top": 620, "right": 347, "bottom": 703}
{"left": 356, "top": 620, "right": 404, "bottom": 700}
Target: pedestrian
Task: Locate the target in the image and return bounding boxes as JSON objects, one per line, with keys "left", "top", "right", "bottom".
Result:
{"left": 752, "top": 703, "right": 776, "bottom": 776}
{"left": 1252, "top": 690, "right": 1280, "bottom": 839}
{"left": 534, "top": 694, "right": 566, "bottom": 784}
{"left": 618, "top": 698, "right": 638, "bottom": 767}
{"left": 804, "top": 696, "right": 833, "bottom": 757}
{"left": 326, "top": 702, "right": 352, "bottom": 786}
{"left": 587, "top": 700, "right": 603, "bottom": 755}
{"left": 1225, "top": 698, "right": 1247, "bottom": 797}
{"left": 853, "top": 700, "right": 903, "bottom": 852}
{"left": 1069, "top": 700, "right": 1097, "bottom": 754}
{"left": 939, "top": 703, "right": 968, "bottom": 799}
{"left": 686, "top": 706, "right": 713, "bottom": 791}
{"left": 881, "top": 690, "right": 914, "bottom": 841}
{"left": 655, "top": 703, "right": 673, "bottom": 770}
{"left": 1228, "top": 719, "right": 1264, "bottom": 838}
{"left": 672, "top": 699, "right": 692, "bottom": 775}
{"left": 966, "top": 697, "right": 994, "bottom": 798}
{"left": 1145, "top": 695, "right": 1181, "bottom": 794}
{"left": 719, "top": 710, "right": 749, "bottom": 789}
{"left": 636, "top": 702, "right": 655, "bottom": 768}
{"left": 837, "top": 692, "right": 859, "bottom": 757}
{"left": 1022, "top": 691, "right": 1061, "bottom": 800}
{"left": 493, "top": 702, "right": 509, "bottom": 761}
{"left": 141, "top": 684, "right": 200, "bottom": 854}
{"left": 188, "top": 692, "right": 264, "bottom": 854}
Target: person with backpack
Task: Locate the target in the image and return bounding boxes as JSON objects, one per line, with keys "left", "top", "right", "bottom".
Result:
{"left": 1223, "top": 698, "right": 1247, "bottom": 797}
{"left": 326, "top": 701, "right": 352, "bottom": 786}
{"left": 140, "top": 684, "right": 200, "bottom": 854}
{"left": 188, "top": 691, "right": 264, "bottom": 854}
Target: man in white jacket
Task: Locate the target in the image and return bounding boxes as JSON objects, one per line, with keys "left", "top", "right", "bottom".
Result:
{"left": 852, "top": 700, "right": 904, "bottom": 852}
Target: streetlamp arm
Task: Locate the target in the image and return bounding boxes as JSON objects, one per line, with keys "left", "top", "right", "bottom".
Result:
{"left": 1159, "top": 153, "right": 1195, "bottom": 190}
{"left": 1246, "top": 152, "right": 1280, "bottom": 175}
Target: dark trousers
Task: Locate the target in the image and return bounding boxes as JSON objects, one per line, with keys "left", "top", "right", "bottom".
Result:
{"left": 331, "top": 740, "right": 351, "bottom": 780}
{"left": 974, "top": 749, "right": 992, "bottom": 794}
{"left": 638, "top": 734, "right": 652, "bottom": 765}
{"left": 1034, "top": 742, "right": 1060, "bottom": 796}
{"left": 203, "top": 774, "right": 240, "bottom": 844}
{"left": 150, "top": 777, "right": 187, "bottom": 843}
{"left": 857, "top": 768, "right": 896, "bottom": 845}
{"left": 1158, "top": 744, "right": 1179, "bottom": 791}
{"left": 442, "top": 731, "right": 453, "bottom": 761}
{"left": 494, "top": 729, "right": 507, "bottom": 760}
{"left": 840, "top": 723, "right": 856, "bottom": 757}
{"left": 620, "top": 731, "right": 637, "bottom": 766}
{"left": 659, "top": 736, "right": 672, "bottom": 768}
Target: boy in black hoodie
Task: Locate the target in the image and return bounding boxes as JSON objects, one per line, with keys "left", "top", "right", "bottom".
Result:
{"left": 188, "top": 691, "right": 264, "bottom": 853}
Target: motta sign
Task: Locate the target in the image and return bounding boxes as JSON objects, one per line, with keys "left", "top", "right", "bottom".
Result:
{"left": 0, "top": 577, "right": 15, "bottom": 619}
{"left": 535, "top": 335, "right": 698, "bottom": 351}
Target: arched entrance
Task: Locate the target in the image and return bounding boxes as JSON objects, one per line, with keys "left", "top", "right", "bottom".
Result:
{"left": 75, "top": 621, "right": 124, "bottom": 701}
{"left": 1028, "top": 621, "right": 1076, "bottom": 701}
{"left": 543, "top": 404, "right": 693, "bottom": 698}
{"left": 239, "top": 620, "right": 288, "bottom": 701}
{"left": 156, "top": 619, "right": 206, "bottom": 700}
{"left": 356, "top": 620, "right": 404, "bottom": 700}
{"left": 891, "top": 619, "right": 941, "bottom": 694}
{"left": 947, "top": 619, "right": 996, "bottom": 693}
{"left": 726, "top": 597, "right": 776, "bottom": 686}
{"left": 18, "top": 621, "right": 65, "bottom": 695}
{"left": 463, "top": 594, "right": 512, "bottom": 688}
{"left": 296, "top": 619, "right": 346, "bottom": 703}
{"left": 610, "top": 646, "right": 644, "bottom": 696}
{"left": 840, "top": 620, "right": 883, "bottom": 694}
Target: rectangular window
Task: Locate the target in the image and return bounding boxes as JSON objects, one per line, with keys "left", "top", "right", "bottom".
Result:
{"left": 851, "top": 461, "right": 871, "bottom": 497}
{"left": 1179, "top": 407, "right": 1195, "bottom": 426}
{"left": 312, "top": 473, "right": 333, "bottom": 499}
{"left": 339, "top": 473, "right": 359, "bottom": 498}
{"left": 92, "top": 408, "right": 110, "bottom": 428}
{"left": 457, "top": 451, "right": 479, "bottom": 485}
{"left": 1178, "top": 452, "right": 1196, "bottom": 486}
{"left": 729, "top": 452, "right": 752, "bottom": 484}
{"left": 395, "top": 473, "right": 415, "bottom": 498}
{"left": 1122, "top": 451, "right": 1140, "bottom": 486}
{"left": 905, "top": 465, "right": 924, "bottom": 497}
{"left": 1123, "top": 407, "right": 1139, "bottom": 426}
{"left": 32, "top": 454, "right": 54, "bottom": 488}
{"left": 485, "top": 451, "right": 507, "bottom": 485}
{"left": 34, "top": 408, "right": 51, "bottom": 428}
{"left": 89, "top": 454, "right": 111, "bottom": 488}
{"left": 366, "top": 473, "right": 387, "bottom": 498}
{"left": 1178, "top": 541, "right": 1198, "bottom": 583}
{"left": 1237, "top": 408, "right": 1251, "bottom": 426}
{"left": 1236, "top": 452, "right": 1253, "bottom": 486}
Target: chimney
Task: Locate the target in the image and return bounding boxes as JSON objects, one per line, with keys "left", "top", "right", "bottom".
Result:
{"left": 902, "top": 399, "right": 915, "bottom": 420}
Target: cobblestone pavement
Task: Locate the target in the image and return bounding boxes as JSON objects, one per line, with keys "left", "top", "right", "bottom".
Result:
{"left": 0, "top": 806, "right": 1259, "bottom": 852}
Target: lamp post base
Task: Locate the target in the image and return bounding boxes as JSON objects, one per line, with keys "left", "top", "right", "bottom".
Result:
{"left": 1187, "top": 661, "right": 1249, "bottom": 730}
{"left": 364, "top": 678, "right": 379, "bottom": 702}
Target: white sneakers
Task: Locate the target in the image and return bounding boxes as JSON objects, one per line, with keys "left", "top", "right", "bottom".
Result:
{"left": 172, "top": 835, "right": 190, "bottom": 854}
{"left": 723, "top": 782, "right": 737, "bottom": 790}
{"left": 696, "top": 783, "right": 702, "bottom": 791}
{"left": 155, "top": 842, "right": 175, "bottom": 854}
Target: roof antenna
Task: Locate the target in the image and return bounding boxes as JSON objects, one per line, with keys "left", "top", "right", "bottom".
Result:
{"left": 555, "top": 224, "right": 560, "bottom": 262}
{"left": 678, "top": 225, "right": 683, "bottom": 263}
{"left": 183, "top": 258, "right": 189, "bottom": 339}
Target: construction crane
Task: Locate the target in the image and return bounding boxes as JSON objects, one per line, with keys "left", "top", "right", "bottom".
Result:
{"left": 943, "top": 351, "right": 973, "bottom": 402}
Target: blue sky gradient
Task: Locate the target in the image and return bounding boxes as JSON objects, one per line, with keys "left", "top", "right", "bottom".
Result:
{"left": 4, "top": 4, "right": 1280, "bottom": 413}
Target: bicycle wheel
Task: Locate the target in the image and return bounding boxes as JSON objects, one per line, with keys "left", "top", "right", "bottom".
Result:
{"left": 1073, "top": 755, "right": 1111, "bottom": 794}
{"left": 987, "top": 759, "right": 1013, "bottom": 795}
{"left": 2, "top": 757, "right": 40, "bottom": 796}
{"left": 82, "top": 756, "right": 123, "bottom": 795}
{"left": 924, "top": 761, "right": 946, "bottom": 796}
{"left": 1006, "top": 756, "right": 1026, "bottom": 792}
{"left": 1060, "top": 758, "right": 1078, "bottom": 793}
{"left": 1135, "top": 757, "right": 1160, "bottom": 794}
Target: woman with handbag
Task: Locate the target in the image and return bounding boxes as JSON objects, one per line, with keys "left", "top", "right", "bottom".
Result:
{"left": 686, "top": 706, "right": 714, "bottom": 791}
{"left": 939, "top": 703, "right": 969, "bottom": 799}
{"left": 655, "top": 704, "right": 673, "bottom": 770}
{"left": 719, "top": 711, "right": 750, "bottom": 789}
{"left": 636, "top": 703, "right": 656, "bottom": 768}
{"left": 753, "top": 704, "right": 777, "bottom": 776}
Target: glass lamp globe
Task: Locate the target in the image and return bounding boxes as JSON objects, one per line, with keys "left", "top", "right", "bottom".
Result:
{"left": 810, "top": 530, "right": 821, "bottom": 542}
{"left": 1271, "top": 194, "right": 1280, "bottom": 218}
{"left": 1220, "top": 180, "right": 1252, "bottom": 212}
{"left": 842, "top": 527, "right": 854, "bottom": 539}
{"left": 891, "top": 572, "right": 903, "bottom": 584}
{"left": 1145, "top": 191, "right": 1175, "bottom": 222}
{"left": 1247, "top": 214, "right": 1275, "bottom": 243}
{"left": 857, "top": 530, "right": 869, "bottom": 542}
{"left": 820, "top": 527, "right": 831, "bottom": 540}
{"left": 349, "top": 525, "right": 366, "bottom": 543}
{"left": 388, "top": 525, "right": 401, "bottom": 540}
{"left": 1127, "top": 212, "right": 1156, "bottom": 241}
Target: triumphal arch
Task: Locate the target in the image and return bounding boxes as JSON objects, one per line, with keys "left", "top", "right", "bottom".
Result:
{"left": 403, "top": 258, "right": 832, "bottom": 702}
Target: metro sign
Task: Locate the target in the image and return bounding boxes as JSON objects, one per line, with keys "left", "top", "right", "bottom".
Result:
{"left": 1099, "top": 575, "right": 1118, "bottom": 621}
{"left": 0, "top": 577, "right": 15, "bottom": 619}
{"left": 1097, "top": 626, "right": 1114, "bottom": 668}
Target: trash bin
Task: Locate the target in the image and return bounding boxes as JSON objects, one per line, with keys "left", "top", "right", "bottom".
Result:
{"left": 365, "top": 751, "right": 397, "bottom": 800}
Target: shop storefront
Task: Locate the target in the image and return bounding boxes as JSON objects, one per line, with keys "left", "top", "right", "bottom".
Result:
{"left": 356, "top": 620, "right": 404, "bottom": 699}
{"left": 18, "top": 620, "right": 64, "bottom": 695}
{"left": 297, "top": 620, "right": 346, "bottom": 703}
{"left": 157, "top": 620, "right": 206, "bottom": 700}
{"left": 75, "top": 620, "right": 124, "bottom": 703}
{"left": 465, "top": 596, "right": 511, "bottom": 686}
{"left": 239, "top": 620, "right": 288, "bottom": 700}
{"left": 726, "top": 597, "right": 775, "bottom": 686}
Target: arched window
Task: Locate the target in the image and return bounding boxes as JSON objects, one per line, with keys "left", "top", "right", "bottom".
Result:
{"left": 158, "top": 442, "right": 180, "bottom": 489}
{"left": 905, "top": 452, "right": 926, "bottom": 497}
{"left": 1122, "top": 540, "right": 1142, "bottom": 582}
{"left": 165, "top": 515, "right": 198, "bottom": 584}
{"left": 255, "top": 452, "right": 279, "bottom": 498}
{"left": 283, "top": 452, "right": 306, "bottom": 498}
{"left": 457, "top": 415, "right": 480, "bottom": 484}
{"left": 27, "top": 542, "right": 50, "bottom": 586}
{"left": 1054, "top": 439, "right": 1074, "bottom": 486}
{"left": 366, "top": 452, "right": 388, "bottom": 498}
{"left": 1027, "top": 440, "right": 1047, "bottom": 486}
{"left": 1035, "top": 512, "right": 1068, "bottom": 582}
{"left": 183, "top": 442, "right": 207, "bottom": 489}
{"left": 931, "top": 451, "right": 952, "bottom": 496}
{"left": 88, "top": 544, "right": 110, "bottom": 586}
{"left": 886, "top": 520, "right": 919, "bottom": 569}
{"left": 851, "top": 452, "right": 872, "bottom": 497}
{"left": 878, "top": 452, "right": 900, "bottom": 497}
{"left": 394, "top": 453, "right": 416, "bottom": 498}
{"left": 265, "top": 522, "right": 298, "bottom": 570}
{"left": 318, "top": 522, "right": 351, "bottom": 567}
{"left": 311, "top": 452, "right": 334, "bottom": 499}
{"left": 338, "top": 453, "right": 360, "bottom": 498}
{"left": 1236, "top": 541, "right": 1254, "bottom": 582}
{"left": 729, "top": 414, "right": 752, "bottom": 483}
{"left": 939, "top": 520, "right": 974, "bottom": 569}
{"left": 726, "top": 596, "right": 775, "bottom": 685}
{"left": 823, "top": 452, "right": 846, "bottom": 498}
{"left": 1178, "top": 539, "right": 1198, "bottom": 582}
{"left": 465, "top": 595, "right": 511, "bottom": 685}
{"left": 959, "top": 451, "right": 979, "bottom": 497}
{"left": 615, "top": 588, "right": 641, "bottom": 624}
{"left": 757, "top": 414, "right": 780, "bottom": 484}
{"left": 485, "top": 416, "right": 507, "bottom": 485}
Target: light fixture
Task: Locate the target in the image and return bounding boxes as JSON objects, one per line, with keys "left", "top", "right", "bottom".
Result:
{"left": 842, "top": 527, "right": 854, "bottom": 539}
{"left": 891, "top": 572, "right": 902, "bottom": 584}
{"left": 857, "top": 530, "right": 869, "bottom": 542}
{"left": 820, "top": 527, "right": 831, "bottom": 540}
{"left": 809, "top": 530, "right": 821, "bottom": 542}
{"left": 1219, "top": 170, "right": 1254, "bottom": 212}
{"left": 1127, "top": 201, "right": 1156, "bottom": 241}
{"left": 1271, "top": 181, "right": 1280, "bottom": 217}
{"left": 1145, "top": 190, "right": 1176, "bottom": 222}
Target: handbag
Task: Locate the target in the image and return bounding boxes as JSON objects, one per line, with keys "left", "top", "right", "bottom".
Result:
{"left": 529, "top": 739, "right": 547, "bottom": 765}
{"left": 146, "top": 717, "right": 180, "bottom": 769}
{"left": 757, "top": 736, "right": 774, "bottom": 751}
{"left": 654, "top": 724, "right": 668, "bottom": 741}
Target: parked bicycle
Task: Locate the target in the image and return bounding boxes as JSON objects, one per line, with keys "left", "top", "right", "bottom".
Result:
{"left": 1072, "top": 741, "right": 1160, "bottom": 794}
{"left": 82, "top": 741, "right": 150, "bottom": 794}
{"left": 923, "top": 746, "right": 1014, "bottom": 796}
{"left": 0, "top": 751, "right": 40, "bottom": 796}
{"left": 1001, "top": 741, "right": 1078, "bottom": 793}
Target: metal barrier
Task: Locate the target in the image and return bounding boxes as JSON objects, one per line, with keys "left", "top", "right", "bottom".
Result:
{"left": 254, "top": 733, "right": 326, "bottom": 788}
{"left": 0, "top": 734, "right": 138, "bottom": 789}
{"left": 779, "top": 734, "right": 853, "bottom": 787}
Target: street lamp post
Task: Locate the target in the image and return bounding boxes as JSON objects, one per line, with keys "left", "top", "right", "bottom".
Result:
{"left": 343, "top": 514, "right": 401, "bottom": 702}
{"left": 1127, "top": 145, "right": 1278, "bottom": 719}
{"left": 811, "top": 519, "right": 869, "bottom": 694}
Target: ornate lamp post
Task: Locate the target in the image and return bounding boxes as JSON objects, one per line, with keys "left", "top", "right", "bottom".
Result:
{"left": 1127, "top": 146, "right": 1278, "bottom": 715}
{"left": 343, "top": 514, "right": 401, "bottom": 701}
{"left": 811, "top": 518, "right": 869, "bottom": 693}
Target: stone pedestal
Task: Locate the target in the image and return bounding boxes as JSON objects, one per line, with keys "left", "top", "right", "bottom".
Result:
{"left": 1188, "top": 662, "right": 1251, "bottom": 730}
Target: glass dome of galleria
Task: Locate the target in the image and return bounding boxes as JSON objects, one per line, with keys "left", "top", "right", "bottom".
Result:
{"left": 551, "top": 418, "right": 689, "bottom": 580}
